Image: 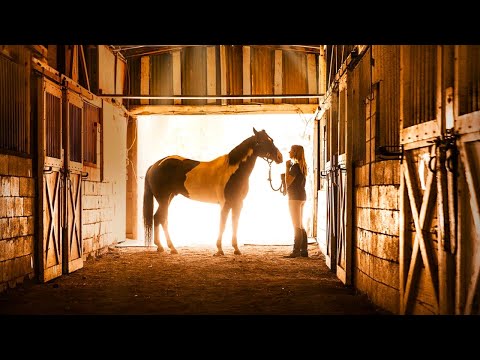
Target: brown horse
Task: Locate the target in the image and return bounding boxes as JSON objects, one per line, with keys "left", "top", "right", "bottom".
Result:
{"left": 143, "top": 128, "right": 283, "bottom": 256}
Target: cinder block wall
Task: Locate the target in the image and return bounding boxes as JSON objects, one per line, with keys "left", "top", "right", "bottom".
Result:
{"left": 354, "top": 160, "right": 400, "bottom": 313}
{"left": 82, "top": 181, "right": 115, "bottom": 258}
{"left": 0, "top": 103, "right": 127, "bottom": 293}
{"left": 0, "top": 156, "right": 35, "bottom": 292}
{"left": 82, "top": 102, "right": 127, "bottom": 259}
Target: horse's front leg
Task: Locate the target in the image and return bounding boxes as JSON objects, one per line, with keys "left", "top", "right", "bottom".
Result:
{"left": 162, "top": 220, "right": 178, "bottom": 254}
{"left": 215, "top": 206, "right": 230, "bottom": 256}
{"left": 231, "top": 204, "right": 243, "bottom": 255}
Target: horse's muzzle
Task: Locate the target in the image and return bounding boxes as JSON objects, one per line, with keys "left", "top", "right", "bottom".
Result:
{"left": 276, "top": 151, "right": 283, "bottom": 164}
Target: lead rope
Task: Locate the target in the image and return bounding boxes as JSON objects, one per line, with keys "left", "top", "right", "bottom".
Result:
{"left": 264, "top": 157, "right": 286, "bottom": 195}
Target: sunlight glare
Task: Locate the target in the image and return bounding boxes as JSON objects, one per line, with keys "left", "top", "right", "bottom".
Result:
{"left": 135, "top": 113, "right": 314, "bottom": 248}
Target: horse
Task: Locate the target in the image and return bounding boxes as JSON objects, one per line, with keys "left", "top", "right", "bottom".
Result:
{"left": 143, "top": 127, "right": 283, "bottom": 256}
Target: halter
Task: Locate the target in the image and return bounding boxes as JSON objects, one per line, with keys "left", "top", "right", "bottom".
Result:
{"left": 262, "top": 157, "right": 286, "bottom": 195}
{"left": 255, "top": 137, "right": 286, "bottom": 195}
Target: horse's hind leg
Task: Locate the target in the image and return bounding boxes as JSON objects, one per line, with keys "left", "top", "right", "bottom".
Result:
{"left": 153, "top": 208, "right": 165, "bottom": 253}
{"left": 231, "top": 204, "right": 242, "bottom": 255}
{"left": 158, "top": 194, "right": 178, "bottom": 254}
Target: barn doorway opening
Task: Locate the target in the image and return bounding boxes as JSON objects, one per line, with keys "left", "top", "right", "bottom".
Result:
{"left": 131, "top": 112, "right": 315, "bottom": 247}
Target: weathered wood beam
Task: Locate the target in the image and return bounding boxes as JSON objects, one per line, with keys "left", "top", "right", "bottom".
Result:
{"left": 128, "top": 104, "right": 318, "bottom": 116}
{"left": 79, "top": 45, "right": 90, "bottom": 92}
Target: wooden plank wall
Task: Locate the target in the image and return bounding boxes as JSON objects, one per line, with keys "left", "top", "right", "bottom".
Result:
{"left": 150, "top": 53, "right": 173, "bottom": 105}
{"left": 98, "top": 45, "right": 127, "bottom": 97}
{"left": 139, "top": 46, "right": 318, "bottom": 107}
{"left": 251, "top": 47, "right": 274, "bottom": 104}
{"left": 182, "top": 47, "right": 207, "bottom": 106}
{"left": 225, "top": 45, "right": 243, "bottom": 105}
{"left": 283, "top": 51, "right": 307, "bottom": 105}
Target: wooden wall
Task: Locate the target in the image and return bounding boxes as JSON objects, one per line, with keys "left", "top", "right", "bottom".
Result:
{"left": 129, "top": 45, "right": 320, "bottom": 107}
{"left": 342, "top": 45, "right": 480, "bottom": 315}
{"left": 0, "top": 45, "right": 128, "bottom": 294}
{"left": 98, "top": 45, "right": 126, "bottom": 96}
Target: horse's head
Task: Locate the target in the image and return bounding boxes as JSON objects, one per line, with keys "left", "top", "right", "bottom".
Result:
{"left": 253, "top": 127, "right": 283, "bottom": 164}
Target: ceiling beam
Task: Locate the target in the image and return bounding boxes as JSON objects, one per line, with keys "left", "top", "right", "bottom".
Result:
{"left": 128, "top": 104, "right": 319, "bottom": 116}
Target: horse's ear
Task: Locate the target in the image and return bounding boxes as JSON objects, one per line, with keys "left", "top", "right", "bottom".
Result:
{"left": 253, "top": 127, "right": 258, "bottom": 135}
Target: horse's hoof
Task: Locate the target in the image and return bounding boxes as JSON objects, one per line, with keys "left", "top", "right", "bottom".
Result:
{"left": 170, "top": 249, "right": 178, "bottom": 254}
{"left": 157, "top": 247, "right": 165, "bottom": 253}
{"left": 234, "top": 250, "right": 242, "bottom": 255}
{"left": 213, "top": 251, "right": 224, "bottom": 256}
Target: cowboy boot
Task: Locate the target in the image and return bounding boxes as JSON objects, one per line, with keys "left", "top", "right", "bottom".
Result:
{"left": 300, "top": 228, "right": 308, "bottom": 257}
{"left": 284, "top": 228, "right": 301, "bottom": 258}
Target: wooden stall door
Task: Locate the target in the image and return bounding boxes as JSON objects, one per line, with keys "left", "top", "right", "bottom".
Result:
{"left": 400, "top": 45, "right": 480, "bottom": 315}
{"left": 325, "top": 159, "right": 336, "bottom": 270}
{"left": 456, "top": 123, "right": 480, "bottom": 314}
{"left": 325, "top": 92, "right": 339, "bottom": 271}
{"left": 63, "top": 90, "right": 84, "bottom": 274}
{"left": 454, "top": 45, "right": 480, "bottom": 315}
{"left": 316, "top": 115, "right": 328, "bottom": 254}
{"left": 39, "top": 79, "right": 63, "bottom": 282}
{"left": 336, "top": 74, "right": 352, "bottom": 285}
{"left": 457, "top": 127, "right": 480, "bottom": 314}
{"left": 399, "top": 45, "right": 441, "bottom": 314}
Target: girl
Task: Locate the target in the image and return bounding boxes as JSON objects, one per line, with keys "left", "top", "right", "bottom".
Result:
{"left": 283, "top": 145, "right": 308, "bottom": 258}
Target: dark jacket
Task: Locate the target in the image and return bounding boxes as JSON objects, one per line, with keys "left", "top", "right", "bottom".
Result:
{"left": 287, "top": 163, "right": 306, "bottom": 201}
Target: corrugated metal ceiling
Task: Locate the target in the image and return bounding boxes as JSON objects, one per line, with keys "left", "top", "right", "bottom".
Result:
{"left": 110, "top": 45, "right": 321, "bottom": 58}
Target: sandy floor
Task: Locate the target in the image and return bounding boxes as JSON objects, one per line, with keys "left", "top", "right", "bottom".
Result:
{"left": 0, "top": 242, "right": 391, "bottom": 315}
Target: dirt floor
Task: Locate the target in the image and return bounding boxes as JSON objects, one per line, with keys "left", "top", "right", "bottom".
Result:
{"left": 0, "top": 242, "right": 392, "bottom": 316}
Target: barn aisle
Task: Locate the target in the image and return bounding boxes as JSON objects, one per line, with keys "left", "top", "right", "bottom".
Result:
{"left": 0, "top": 243, "right": 391, "bottom": 315}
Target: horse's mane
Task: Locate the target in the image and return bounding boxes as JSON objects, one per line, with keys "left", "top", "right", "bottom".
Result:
{"left": 227, "top": 135, "right": 256, "bottom": 165}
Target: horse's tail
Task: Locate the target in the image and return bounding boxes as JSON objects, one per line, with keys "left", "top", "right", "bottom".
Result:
{"left": 143, "top": 170, "right": 153, "bottom": 247}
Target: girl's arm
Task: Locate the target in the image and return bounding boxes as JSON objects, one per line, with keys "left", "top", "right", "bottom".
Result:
{"left": 285, "top": 160, "right": 296, "bottom": 187}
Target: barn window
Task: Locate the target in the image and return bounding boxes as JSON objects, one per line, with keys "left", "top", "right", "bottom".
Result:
{"left": 83, "top": 101, "right": 101, "bottom": 166}
{"left": 69, "top": 103, "right": 82, "bottom": 163}
{"left": 0, "top": 52, "right": 29, "bottom": 156}
{"left": 373, "top": 80, "right": 401, "bottom": 162}
{"left": 45, "top": 92, "right": 61, "bottom": 159}
{"left": 457, "top": 45, "right": 480, "bottom": 116}
{"left": 365, "top": 83, "right": 378, "bottom": 164}
{"left": 318, "top": 123, "right": 327, "bottom": 190}
{"left": 402, "top": 45, "right": 437, "bottom": 127}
